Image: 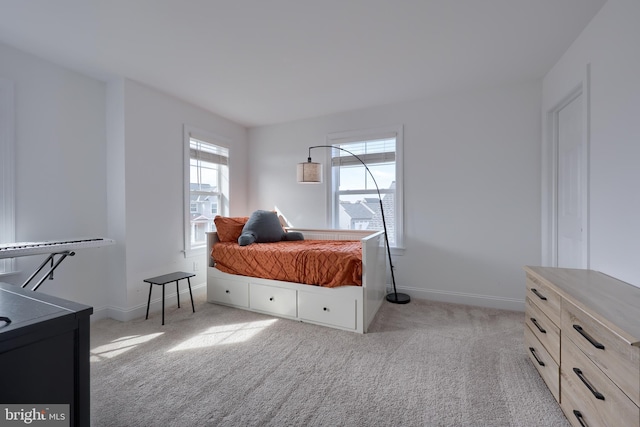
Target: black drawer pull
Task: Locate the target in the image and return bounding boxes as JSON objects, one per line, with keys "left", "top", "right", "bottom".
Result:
{"left": 573, "top": 325, "right": 605, "bottom": 350}
{"left": 573, "top": 368, "right": 605, "bottom": 400}
{"left": 269, "top": 297, "right": 274, "bottom": 301}
{"left": 530, "top": 317, "right": 546, "bottom": 334}
{"left": 528, "top": 347, "right": 545, "bottom": 366}
{"left": 0, "top": 316, "right": 11, "bottom": 327}
{"left": 225, "top": 290, "right": 230, "bottom": 294}
{"left": 531, "top": 288, "right": 547, "bottom": 301}
{"left": 323, "top": 307, "right": 328, "bottom": 311}
{"left": 573, "top": 410, "right": 588, "bottom": 427}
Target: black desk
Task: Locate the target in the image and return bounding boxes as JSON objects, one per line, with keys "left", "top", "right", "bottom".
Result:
{"left": 0, "top": 282, "right": 92, "bottom": 427}
{"left": 144, "top": 271, "right": 195, "bottom": 325}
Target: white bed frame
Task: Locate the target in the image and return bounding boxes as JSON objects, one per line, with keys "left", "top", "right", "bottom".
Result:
{"left": 206, "top": 228, "right": 387, "bottom": 333}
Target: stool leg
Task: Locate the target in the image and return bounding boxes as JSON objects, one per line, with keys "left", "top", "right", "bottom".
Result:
{"left": 176, "top": 280, "right": 180, "bottom": 308}
{"left": 145, "top": 283, "right": 153, "bottom": 320}
{"left": 188, "top": 277, "right": 195, "bottom": 313}
{"left": 162, "top": 284, "right": 165, "bottom": 326}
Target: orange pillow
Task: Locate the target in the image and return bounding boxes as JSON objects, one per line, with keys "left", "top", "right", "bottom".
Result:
{"left": 214, "top": 216, "right": 249, "bottom": 243}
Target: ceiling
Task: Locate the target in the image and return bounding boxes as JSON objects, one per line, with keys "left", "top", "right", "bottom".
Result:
{"left": 0, "top": 0, "right": 606, "bottom": 127}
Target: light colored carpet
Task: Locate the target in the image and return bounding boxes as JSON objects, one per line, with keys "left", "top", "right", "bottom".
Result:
{"left": 90, "top": 295, "right": 569, "bottom": 426}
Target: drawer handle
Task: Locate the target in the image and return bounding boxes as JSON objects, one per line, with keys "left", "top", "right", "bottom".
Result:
{"left": 530, "top": 317, "right": 546, "bottom": 334}
{"left": 573, "top": 368, "right": 605, "bottom": 400}
{"left": 573, "top": 325, "right": 605, "bottom": 350}
{"left": 530, "top": 288, "right": 547, "bottom": 301}
{"left": 323, "top": 307, "right": 328, "bottom": 311}
{"left": 0, "top": 316, "right": 11, "bottom": 327}
{"left": 573, "top": 410, "right": 588, "bottom": 427}
{"left": 528, "top": 347, "right": 545, "bottom": 366}
{"left": 225, "top": 290, "right": 230, "bottom": 294}
{"left": 269, "top": 297, "right": 274, "bottom": 301}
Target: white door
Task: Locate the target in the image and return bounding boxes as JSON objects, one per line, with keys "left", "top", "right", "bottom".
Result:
{"left": 556, "top": 93, "right": 585, "bottom": 268}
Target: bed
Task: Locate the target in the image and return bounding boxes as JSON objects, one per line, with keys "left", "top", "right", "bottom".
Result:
{"left": 206, "top": 228, "right": 387, "bottom": 333}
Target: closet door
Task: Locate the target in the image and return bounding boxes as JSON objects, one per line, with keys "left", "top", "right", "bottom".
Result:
{"left": 557, "top": 93, "right": 586, "bottom": 268}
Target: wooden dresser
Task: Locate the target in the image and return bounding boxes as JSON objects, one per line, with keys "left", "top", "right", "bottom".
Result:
{"left": 524, "top": 266, "right": 640, "bottom": 427}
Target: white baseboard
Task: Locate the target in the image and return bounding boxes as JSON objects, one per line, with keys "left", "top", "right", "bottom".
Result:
{"left": 387, "top": 285, "right": 525, "bottom": 312}
{"left": 92, "top": 283, "right": 207, "bottom": 322}
{"left": 93, "top": 282, "right": 524, "bottom": 323}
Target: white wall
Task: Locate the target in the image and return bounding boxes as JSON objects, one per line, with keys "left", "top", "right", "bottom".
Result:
{"left": 105, "top": 78, "right": 249, "bottom": 320}
{"left": 0, "top": 41, "right": 250, "bottom": 321}
{"left": 542, "top": 0, "right": 640, "bottom": 287}
{"left": 249, "top": 81, "right": 542, "bottom": 310}
{"left": 0, "top": 41, "right": 110, "bottom": 307}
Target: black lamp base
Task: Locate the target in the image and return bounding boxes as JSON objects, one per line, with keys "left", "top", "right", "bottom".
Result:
{"left": 386, "top": 292, "right": 411, "bottom": 304}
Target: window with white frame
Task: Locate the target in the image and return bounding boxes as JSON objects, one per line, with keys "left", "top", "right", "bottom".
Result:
{"left": 184, "top": 127, "right": 229, "bottom": 256}
{"left": 328, "top": 125, "right": 404, "bottom": 249}
{"left": 0, "top": 78, "right": 15, "bottom": 274}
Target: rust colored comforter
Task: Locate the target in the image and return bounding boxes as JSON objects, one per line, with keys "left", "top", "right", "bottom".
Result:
{"left": 211, "top": 240, "right": 362, "bottom": 287}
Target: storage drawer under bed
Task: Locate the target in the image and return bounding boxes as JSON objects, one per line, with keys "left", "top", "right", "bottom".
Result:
{"left": 249, "top": 283, "right": 297, "bottom": 318}
{"left": 298, "top": 291, "right": 357, "bottom": 331}
{"left": 207, "top": 275, "right": 249, "bottom": 308}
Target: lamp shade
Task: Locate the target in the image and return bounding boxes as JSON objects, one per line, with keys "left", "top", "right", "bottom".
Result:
{"left": 297, "top": 161, "right": 322, "bottom": 183}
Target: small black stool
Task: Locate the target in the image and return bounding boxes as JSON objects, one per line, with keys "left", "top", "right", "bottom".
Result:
{"left": 144, "top": 271, "right": 195, "bottom": 325}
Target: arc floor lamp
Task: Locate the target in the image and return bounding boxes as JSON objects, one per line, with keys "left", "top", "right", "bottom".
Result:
{"left": 297, "top": 145, "right": 410, "bottom": 304}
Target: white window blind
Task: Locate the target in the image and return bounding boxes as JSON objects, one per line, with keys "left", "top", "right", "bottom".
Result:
{"left": 331, "top": 138, "right": 397, "bottom": 167}
{"left": 189, "top": 140, "right": 229, "bottom": 166}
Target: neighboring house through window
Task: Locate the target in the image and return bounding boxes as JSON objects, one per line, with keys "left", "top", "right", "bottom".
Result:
{"left": 183, "top": 126, "right": 229, "bottom": 256}
{"left": 0, "top": 78, "right": 15, "bottom": 275}
{"left": 327, "top": 125, "right": 404, "bottom": 249}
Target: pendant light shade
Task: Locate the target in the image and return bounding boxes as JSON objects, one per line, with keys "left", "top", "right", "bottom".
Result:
{"left": 296, "top": 160, "right": 322, "bottom": 183}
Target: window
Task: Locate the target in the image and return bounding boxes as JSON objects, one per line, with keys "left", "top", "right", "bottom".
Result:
{"left": 183, "top": 126, "right": 229, "bottom": 256}
{"left": 0, "top": 78, "right": 15, "bottom": 275}
{"left": 327, "top": 125, "right": 404, "bottom": 249}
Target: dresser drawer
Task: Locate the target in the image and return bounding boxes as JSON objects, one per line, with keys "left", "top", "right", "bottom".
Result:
{"left": 208, "top": 277, "right": 249, "bottom": 308}
{"left": 525, "top": 324, "right": 560, "bottom": 402}
{"left": 298, "top": 291, "right": 357, "bottom": 331}
{"left": 562, "top": 298, "right": 640, "bottom": 407}
{"left": 525, "top": 297, "right": 560, "bottom": 364}
{"left": 561, "top": 338, "right": 639, "bottom": 427}
{"left": 526, "top": 273, "right": 561, "bottom": 326}
{"left": 250, "top": 283, "right": 297, "bottom": 318}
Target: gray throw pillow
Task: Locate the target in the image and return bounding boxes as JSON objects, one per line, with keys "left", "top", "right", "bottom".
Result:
{"left": 238, "top": 210, "right": 286, "bottom": 246}
{"left": 283, "top": 231, "right": 304, "bottom": 241}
